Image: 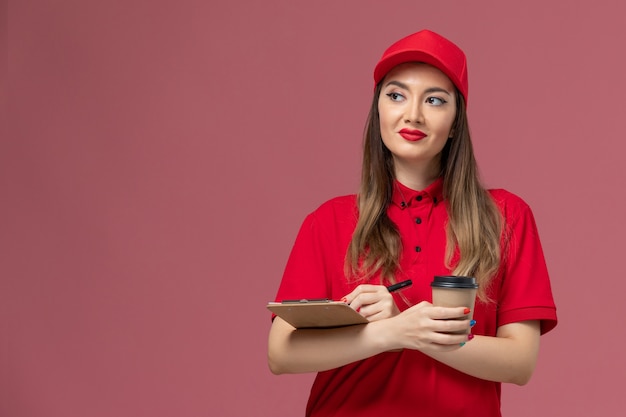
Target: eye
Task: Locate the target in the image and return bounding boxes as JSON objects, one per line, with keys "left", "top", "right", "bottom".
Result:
{"left": 385, "top": 92, "right": 405, "bottom": 102}
{"left": 426, "top": 97, "right": 447, "bottom": 106}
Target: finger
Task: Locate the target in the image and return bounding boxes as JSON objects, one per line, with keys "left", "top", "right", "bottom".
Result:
{"left": 363, "top": 306, "right": 396, "bottom": 321}
{"left": 349, "top": 289, "right": 389, "bottom": 310}
{"left": 431, "top": 317, "right": 472, "bottom": 334}
{"left": 352, "top": 291, "right": 387, "bottom": 308}
{"left": 342, "top": 284, "right": 383, "bottom": 304}
{"left": 362, "top": 310, "right": 384, "bottom": 321}
{"left": 350, "top": 296, "right": 370, "bottom": 312}
{"left": 352, "top": 299, "right": 392, "bottom": 315}
{"left": 357, "top": 304, "right": 381, "bottom": 319}
{"left": 429, "top": 330, "right": 471, "bottom": 346}
{"left": 429, "top": 306, "right": 472, "bottom": 320}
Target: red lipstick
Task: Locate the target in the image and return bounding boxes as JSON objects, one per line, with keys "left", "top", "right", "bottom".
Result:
{"left": 399, "top": 128, "right": 427, "bottom": 142}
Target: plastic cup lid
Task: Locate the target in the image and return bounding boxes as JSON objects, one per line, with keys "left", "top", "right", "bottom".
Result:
{"left": 430, "top": 275, "right": 478, "bottom": 289}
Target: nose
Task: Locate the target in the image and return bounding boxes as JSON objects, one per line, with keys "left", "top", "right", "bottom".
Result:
{"left": 404, "top": 98, "right": 423, "bottom": 124}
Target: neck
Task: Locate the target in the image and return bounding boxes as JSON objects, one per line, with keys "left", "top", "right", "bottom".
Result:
{"left": 393, "top": 158, "right": 441, "bottom": 190}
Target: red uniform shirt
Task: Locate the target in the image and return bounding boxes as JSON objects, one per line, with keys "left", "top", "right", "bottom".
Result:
{"left": 274, "top": 179, "right": 557, "bottom": 417}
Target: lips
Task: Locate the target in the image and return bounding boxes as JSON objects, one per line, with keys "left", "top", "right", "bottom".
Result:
{"left": 399, "top": 128, "right": 427, "bottom": 141}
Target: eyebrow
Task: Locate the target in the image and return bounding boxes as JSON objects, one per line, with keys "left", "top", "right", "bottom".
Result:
{"left": 384, "top": 80, "right": 452, "bottom": 96}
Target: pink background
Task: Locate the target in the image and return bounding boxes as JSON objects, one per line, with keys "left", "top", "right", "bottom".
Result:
{"left": 3, "top": 1, "right": 625, "bottom": 416}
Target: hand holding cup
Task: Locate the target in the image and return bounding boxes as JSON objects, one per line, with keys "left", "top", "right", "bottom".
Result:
{"left": 430, "top": 275, "right": 478, "bottom": 334}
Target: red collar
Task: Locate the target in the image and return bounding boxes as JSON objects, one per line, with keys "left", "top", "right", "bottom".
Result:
{"left": 391, "top": 177, "right": 444, "bottom": 209}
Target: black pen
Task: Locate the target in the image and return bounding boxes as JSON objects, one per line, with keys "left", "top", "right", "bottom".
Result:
{"left": 386, "top": 279, "right": 412, "bottom": 293}
{"left": 287, "top": 280, "right": 414, "bottom": 304}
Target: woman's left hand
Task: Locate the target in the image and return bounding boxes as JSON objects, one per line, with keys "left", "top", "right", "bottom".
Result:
{"left": 342, "top": 284, "right": 401, "bottom": 321}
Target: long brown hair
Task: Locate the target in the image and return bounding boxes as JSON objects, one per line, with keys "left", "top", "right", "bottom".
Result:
{"left": 346, "top": 83, "right": 502, "bottom": 301}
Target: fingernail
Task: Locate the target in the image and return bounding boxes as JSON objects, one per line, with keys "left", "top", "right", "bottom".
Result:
{"left": 460, "top": 342, "right": 466, "bottom": 347}
{"left": 468, "top": 333, "right": 474, "bottom": 341}
{"left": 470, "top": 320, "right": 476, "bottom": 327}
{"left": 340, "top": 297, "right": 347, "bottom": 303}
{"left": 463, "top": 308, "right": 471, "bottom": 315}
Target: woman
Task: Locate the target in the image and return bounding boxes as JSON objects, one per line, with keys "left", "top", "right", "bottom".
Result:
{"left": 268, "top": 29, "right": 557, "bottom": 417}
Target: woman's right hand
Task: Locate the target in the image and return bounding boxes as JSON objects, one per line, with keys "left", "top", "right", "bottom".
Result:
{"left": 386, "top": 301, "right": 473, "bottom": 352}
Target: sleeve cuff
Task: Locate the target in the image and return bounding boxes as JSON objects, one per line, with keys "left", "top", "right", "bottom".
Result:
{"left": 499, "top": 306, "right": 558, "bottom": 335}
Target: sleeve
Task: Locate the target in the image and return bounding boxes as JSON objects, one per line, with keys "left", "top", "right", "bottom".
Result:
{"left": 270, "top": 198, "right": 357, "bottom": 321}
{"left": 273, "top": 211, "right": 332, "bottom": 304}
{"left": 496, "top": 194, "right": 558, "bottom": 335}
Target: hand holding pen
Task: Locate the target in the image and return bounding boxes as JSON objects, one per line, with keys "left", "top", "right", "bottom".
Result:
{"left": 341, "top": 280, "right": 412, "bottom": 321}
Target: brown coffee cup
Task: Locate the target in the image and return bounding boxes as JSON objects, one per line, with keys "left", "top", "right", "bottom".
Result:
{"left": 431, "top": 275, "right": 478, "bottom": 333}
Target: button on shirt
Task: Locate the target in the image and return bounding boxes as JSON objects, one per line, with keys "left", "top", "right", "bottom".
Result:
{"left": 389, "top": 180, "right": 446, "bottom": 286}
{"left": 377, "top": 179, "right": 455, "bottom": 311}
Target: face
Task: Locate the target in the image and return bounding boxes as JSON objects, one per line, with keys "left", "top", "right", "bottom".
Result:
{"left": 378, "top": 62, "right": 457, "bottom": 185}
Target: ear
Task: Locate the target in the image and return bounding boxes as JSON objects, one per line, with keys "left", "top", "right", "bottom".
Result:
{"left": 448, "top": 129, "right": 455, "bottom": 139}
